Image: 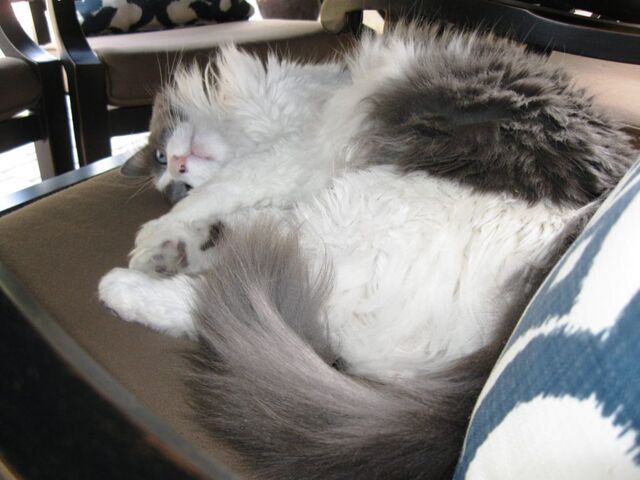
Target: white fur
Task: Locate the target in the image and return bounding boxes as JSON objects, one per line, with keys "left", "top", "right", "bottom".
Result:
{"left": 100, "top": 268, "right": 197, "bottom": 337}
{"left": 293, "top": 167, "right": 572, "bottom": 380}
{"left": 99, "top": 42, "right": 579, "bottom": 382}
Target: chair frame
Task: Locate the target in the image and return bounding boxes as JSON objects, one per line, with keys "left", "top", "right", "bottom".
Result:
{"left": 321, "top": 0, "right": 640, "bottom": 64}
{"left": 0, "top": 0, "right": 74, "bottom": 178}
{"left": 25, "top": 0, "right": 51, "bottom": 44}
{"left": 0, "top": 156, "right": 236, "bottom": 479}
{"left": 45, "top": 0, "right": 152, "bottom": 167}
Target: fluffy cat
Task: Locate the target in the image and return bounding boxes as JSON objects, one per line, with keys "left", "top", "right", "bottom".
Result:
{"left": 99, "top": 24, "right": 635, "bottom": 479}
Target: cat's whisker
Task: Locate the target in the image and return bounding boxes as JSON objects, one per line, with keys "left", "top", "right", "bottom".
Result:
{"left": 126, "top": 176, "right": 155, "bottom": 203}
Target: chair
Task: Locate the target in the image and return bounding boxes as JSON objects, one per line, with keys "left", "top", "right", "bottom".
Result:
{"left": 1, "top": 3, "right": 638, "bottom": 477}
{"left": 0, "top": 0, "right": 74, "bottom": 179}
{"left": 321, "top": 0, "right": 640, "bottom": 147}
{"left": 46, "top": 0, "right": 357, "bottom": 166}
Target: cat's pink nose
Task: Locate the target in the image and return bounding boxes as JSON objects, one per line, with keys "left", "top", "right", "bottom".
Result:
{"left": 172, "top": 155, "right": 188, "bottom": 174}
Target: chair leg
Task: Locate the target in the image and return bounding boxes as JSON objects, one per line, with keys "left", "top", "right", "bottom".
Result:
{"left": 34, "top": 60, "right": 75, "bottom": 179}
{"left": 65, "top": 61, "right": 111, "bottom": 166}
{"left": 28, "top": 0, "right": 51, "bottom": 45}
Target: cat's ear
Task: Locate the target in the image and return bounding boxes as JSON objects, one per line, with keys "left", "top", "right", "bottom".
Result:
{"left": 121, "top": 146, "right": 152, "bottom": 177}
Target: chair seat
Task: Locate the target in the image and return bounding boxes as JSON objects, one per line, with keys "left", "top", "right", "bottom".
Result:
{"left": 77, "top": 19, "right": 353, "bottom": 107}
{"left": 0, "top": 168, "right": 247, "bottom": 472}
{"left": 0, "top": 57, "right": 41, "bottom": 122}
{"left": 548, "top": 52, "right": 640, "bottom": 130}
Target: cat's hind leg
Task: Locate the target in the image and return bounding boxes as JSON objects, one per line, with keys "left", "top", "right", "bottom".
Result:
{"left": 98, "top": 268, "right": 198, "bottom": 337}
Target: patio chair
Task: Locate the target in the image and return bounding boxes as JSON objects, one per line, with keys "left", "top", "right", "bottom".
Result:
{"left": 46, "top": 0, "right": 357, "bottom": 166}
{"left": 0, "top": 0, "right": 74, "bottom": 179}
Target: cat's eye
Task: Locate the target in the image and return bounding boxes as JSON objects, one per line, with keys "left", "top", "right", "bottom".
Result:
{"left": 155, "top": 150, "right": 167, "bottom": 165}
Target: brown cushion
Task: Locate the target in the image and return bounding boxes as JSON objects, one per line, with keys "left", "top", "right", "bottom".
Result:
{"left": 0, "top": 57, "right": 41, "bottom": 122}
{"left": 84, "top": 19, "right": 354, "bottom": 107}
{"left": 0, "top": 170, "right": 245, "bottom": 474}
{"left": 548, "top": 52, "right": 640, "bottom": 129}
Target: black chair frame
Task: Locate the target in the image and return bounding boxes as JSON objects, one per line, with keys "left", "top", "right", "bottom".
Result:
{"left": 46, "top": 0, "right": 152, "bottom": 167}
{"left": 323, "top": 0, "right": 640, "bottom": 64}
{"left": 0, "top": 157, "right": 235, "bottom": 479}
{"left": 0, "top": 0, "right": 74, "bottom": 178}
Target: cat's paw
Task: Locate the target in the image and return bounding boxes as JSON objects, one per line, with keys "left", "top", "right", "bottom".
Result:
{"left": 129, "top": 217, "right": 222, "bottom": 276}
{"left": 131, "top": 236, "right": 189, "bottom": 276}
{"left": 98, "top": 267, "right": 150, "bottom": 323}
{"left": 98, "top": 267, "right": 197, "bottom": 337}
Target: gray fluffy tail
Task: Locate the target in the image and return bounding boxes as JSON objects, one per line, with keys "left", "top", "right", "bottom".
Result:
{"left": 186, "top": 223, "right": 515, "bottom": 480}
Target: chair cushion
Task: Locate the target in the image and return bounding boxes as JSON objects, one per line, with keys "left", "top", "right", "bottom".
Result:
{"left": 454, "top": 158, "right": 640, "bottom": 479}
{"left": 548, "top": 52, "right": 640, "bottom": 129}
{"left": 0, "top": 169, "right": 246, "bottom": 473}
{"left": 85, "top": 19, "right": 354, "bottom": 107}
{"left": 76, "top": 0, "right": 254, "bottom": 36}
{"left": 0, "top": 58, "right": 41, "bottom": 122}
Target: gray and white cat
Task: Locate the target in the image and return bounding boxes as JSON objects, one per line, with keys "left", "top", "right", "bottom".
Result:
{"left": 99, "top": 24, "right": 635, "bottom": 479}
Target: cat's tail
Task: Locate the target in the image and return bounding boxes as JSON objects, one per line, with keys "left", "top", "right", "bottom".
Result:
{"left": 186, "top": 222, "right": 512, "bottom": 480}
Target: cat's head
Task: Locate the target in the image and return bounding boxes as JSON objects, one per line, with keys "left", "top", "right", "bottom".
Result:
{"left": 121, "top": 65, "right": 236, "bottom": 204}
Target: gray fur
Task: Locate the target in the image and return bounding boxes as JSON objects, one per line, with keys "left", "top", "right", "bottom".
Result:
{"left": 121, "top": 94, "right": 191, "bottom": 204}
{"left": 185, "top": 220, "right": 578, "bottom": 479}
{"left": 362, "top": 24, "right": 635, "bottom": 206}
{"left": 161, "top": 180, "right": 192, "bottom": 204}
{"left": 199, "top": 222, "right": 224, "bottom": 251}
{"left": 121, "top": 96, "right": 170, "bottom": 178}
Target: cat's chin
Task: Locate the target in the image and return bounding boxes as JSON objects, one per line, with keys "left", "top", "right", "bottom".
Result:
{"left": 155, "top": 164, "right": 215, "bottom": 198}
{"left": 162, "top": 181, "right": 192, "bottom": 204}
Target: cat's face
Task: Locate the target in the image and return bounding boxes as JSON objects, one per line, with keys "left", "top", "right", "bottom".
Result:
{"left": 121, "top": 92, "right": 232, "bottom": 204}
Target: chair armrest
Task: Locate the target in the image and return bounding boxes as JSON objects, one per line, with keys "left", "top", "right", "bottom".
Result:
{"left": 0, "top": 0, "right": 55, "bottom": 63}
{"left": 46, "top": 0, "right": 101, "bottom": 66}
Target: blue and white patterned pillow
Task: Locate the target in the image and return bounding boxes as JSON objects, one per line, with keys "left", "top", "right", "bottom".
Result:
{"left": 455, "top": 159, "right": 640, "bottom": 479}
{"left": 75, "top": 0, "right": 254, "bottom": 36}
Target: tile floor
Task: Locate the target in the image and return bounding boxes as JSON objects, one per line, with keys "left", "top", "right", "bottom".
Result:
{"left": 0, "top": 143, "right": 42, "bottom": 197}
{"left": 0, "top": 132, "right": 149, "bottom": 197}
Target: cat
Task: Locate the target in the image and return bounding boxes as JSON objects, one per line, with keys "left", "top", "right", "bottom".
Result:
{"left": 99, "top": 23, "right": 635, "bottom": 479}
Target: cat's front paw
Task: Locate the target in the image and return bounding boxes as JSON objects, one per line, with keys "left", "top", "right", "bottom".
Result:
{"left": 129, "top": 217, "right": 222, "bottom": 276}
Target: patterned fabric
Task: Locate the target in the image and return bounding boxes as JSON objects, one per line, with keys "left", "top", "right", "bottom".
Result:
{"left": 75, "top": 0, "right": 254, "bottom": 36}
{"left": 455, "top": 159, "right": 640, "bottom": 479}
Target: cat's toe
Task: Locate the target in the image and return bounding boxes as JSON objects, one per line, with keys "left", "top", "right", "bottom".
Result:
{"left": 129, "top": 217, "right": 195, "bottom": 275}
{"left": 129, "top": 239, "right": 190, "bottom": 276}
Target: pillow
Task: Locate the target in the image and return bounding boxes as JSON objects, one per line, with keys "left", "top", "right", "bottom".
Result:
{"left": 75, "top": 0, "right": 255, "bottom": 36}
{"left": 454, "top": 159, "right": 640, "bottom": 479}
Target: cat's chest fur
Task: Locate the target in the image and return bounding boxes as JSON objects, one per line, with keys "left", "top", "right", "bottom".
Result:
{"left": 293, "top": 167, "right": 573, "bottom": 381}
